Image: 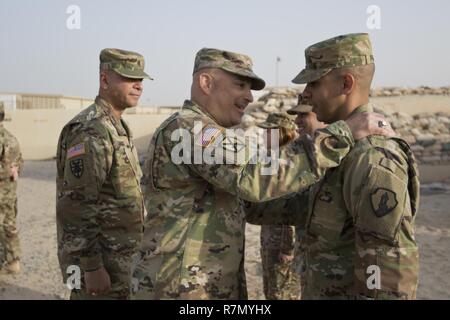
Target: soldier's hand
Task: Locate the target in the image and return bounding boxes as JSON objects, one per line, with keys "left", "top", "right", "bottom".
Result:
{"left": 84, "top": 266, "right": 111, "bottom": 296}
{"left": 345, "top": 112, "right": 395, "bottom": 141}
{"left": 10, "top": 166, "right": 19, "bottom": 181}
{"left": 279, "top": 253, "right": 294, "bottom": 263}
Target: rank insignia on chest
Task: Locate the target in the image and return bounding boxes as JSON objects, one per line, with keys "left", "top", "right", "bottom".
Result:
{"left": 222, "top": 135, "right": 245, "bottom": 153}
{"left": 319, "top": 191, "right": 333, "bottom": 203}
{"left": 70, "top": 158, "right": 84, "bottom": 178}
{"left": 371, "top": 188, "right": 398, "bottom": 217}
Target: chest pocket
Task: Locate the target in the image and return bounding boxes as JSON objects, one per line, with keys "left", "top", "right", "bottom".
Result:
{"left": 307, "top": 169, "right": 351, "bottom": 243}
{"left": 110, "top": 137, "right": 142, "bottom": 197}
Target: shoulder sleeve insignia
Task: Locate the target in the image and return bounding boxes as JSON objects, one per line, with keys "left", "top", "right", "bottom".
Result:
{"left": 370, "top": 188, "right": 398, "bottom": 217}
{"left": 70, "top": 158, "right": 84, "bottom": 178}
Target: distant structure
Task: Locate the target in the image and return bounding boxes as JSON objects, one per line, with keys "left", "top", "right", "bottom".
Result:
{"left": 0, "top": 92, "right": 94, "bottom": 111}
{"left": 0, "top": 92, "right": 179, "bottom": 115}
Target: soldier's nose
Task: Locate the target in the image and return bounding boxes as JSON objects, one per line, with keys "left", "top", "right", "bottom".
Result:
{"left": 134, "top": 81, "right": 143, "bottom": 91}
{"left": 245, "top": 89, "right": 253, "bottom": 103}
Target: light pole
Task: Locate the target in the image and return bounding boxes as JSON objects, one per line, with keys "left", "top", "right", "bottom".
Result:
{"left": 275, "top": 56, "right": 281, "bottom": 87}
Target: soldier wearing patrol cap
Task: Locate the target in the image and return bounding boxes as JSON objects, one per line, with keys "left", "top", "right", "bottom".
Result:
{"left": 258, "top": 113, "right": 301, "bottom": 300}
{"left": 0, "top": 101, "right": 23, "bottom": 275}
{"left": 245, "top": 33, "right": 419, "bottom": 299}
{"left": 258, "top": 112, "right": 298, "bottom": 147}
{"left": 131, "top": 47, "right": 394, "bottom": 300}
{"left": 287, "top": 95, "right": 326, "bottom": 137}
{"left": 56, "top": 48, "right": 152, "bottom": 299}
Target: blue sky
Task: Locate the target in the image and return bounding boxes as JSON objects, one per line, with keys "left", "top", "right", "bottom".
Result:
{"left": 1, "top": 0, "right": 449, "bottom": 106}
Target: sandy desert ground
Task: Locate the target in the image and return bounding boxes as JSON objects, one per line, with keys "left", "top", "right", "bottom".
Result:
{"left": 0, "top": 160, "right": 449, "bottom": 300}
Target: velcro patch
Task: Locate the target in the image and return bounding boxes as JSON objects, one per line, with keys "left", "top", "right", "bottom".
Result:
{"left": 70, "top": 158, "right": 84, "bottom": 178}
{"left": 222, "top": 135, "right": 246, "bottom": 153}
{"left": 370, "top": 188, "right": 398, "bottom": 218}
{"left": 196, "top": 126, "right": 222, "bottom": 148}
{"left": 319, "top": 191, "right": 333, "bottom": 203}
{"left": 67, "top": 143, "right": 86, "bottom": 159}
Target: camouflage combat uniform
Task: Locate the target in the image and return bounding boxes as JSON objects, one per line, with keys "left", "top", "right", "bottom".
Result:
{"left": 56, "top": 48, "right": 151, "bottom": 299}
{"left": 245, "top": 34, "right": 420, "bottom": 299}
{"left": 258, "top": 113, "right": 301, "bottom": 300}
{"left": 131, "top": 48, "right": 357, "bottom": 300}
{"left": 0, "top": 102, "right": 23, "bottom": 267}
{"left": 260, "top": 224, "right": 301, "bottom": 300}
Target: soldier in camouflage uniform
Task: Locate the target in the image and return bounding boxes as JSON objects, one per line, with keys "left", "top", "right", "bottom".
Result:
{"left": 0, "top": 102, "right": 23, "bottom": 275}
{"left": 287, "top": 97, "right": 326, "bottom": 139}
{"left": 245, "top": 33, "right": 419, "bottom": 299}
{"left": 56, "top": 49, "right": 152, "bottom": 299}
{"left": 258, "top": 113, "right": 301, "bottom": 300}
{"left": 131, "top": 47, "right": 394, "bottom": 300}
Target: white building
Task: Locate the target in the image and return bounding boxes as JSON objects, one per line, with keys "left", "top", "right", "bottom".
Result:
{"left": 0, "top": 92, "right": 94, "bottom": 111}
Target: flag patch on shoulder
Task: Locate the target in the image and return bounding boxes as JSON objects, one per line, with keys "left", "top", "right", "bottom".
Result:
{"left": 196, "top": 126, "right": 222, "bottom": 147}
{"left": 67, "top": 143, "right": 86, "bottom": 159}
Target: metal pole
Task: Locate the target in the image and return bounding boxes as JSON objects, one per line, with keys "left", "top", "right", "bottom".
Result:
{"left": 275, "top": 56, "right": 281, "bottom": 87}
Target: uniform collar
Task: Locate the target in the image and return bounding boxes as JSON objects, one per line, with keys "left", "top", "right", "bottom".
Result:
{"left": 95, "top": 96, "right": 132, "bottom": 137}
{"left": 182, "top": 99, "right": 220, "bottom": 125}
{"left": 347, "top": 103, "right": 373, "bottom": 118}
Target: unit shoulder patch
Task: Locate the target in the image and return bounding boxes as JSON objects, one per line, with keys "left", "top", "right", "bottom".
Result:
{"left": 370, "top": 187, "right": 398, "bottom": 218}
{"left": 70, "top": 158, "right": 84, "bottom": 178}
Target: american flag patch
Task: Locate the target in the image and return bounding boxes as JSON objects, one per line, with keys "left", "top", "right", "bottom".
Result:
{"left": 196, "top": 126, "right": 222, "bottom": 147}
{"left": 67, "top": 143, "right": 86, "bottom": 159}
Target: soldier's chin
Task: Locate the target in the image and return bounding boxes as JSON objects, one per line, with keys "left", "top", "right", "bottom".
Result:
{"left": 232, "top": 112, "right": 244, "bottom": 125}
{"left": 125, "top": 100, "right": 139, "bottom": 108}
{"left": 127, "top": 95, "right": 141, "bottom": 107}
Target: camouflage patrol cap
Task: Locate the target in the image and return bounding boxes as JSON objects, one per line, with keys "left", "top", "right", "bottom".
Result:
{"left": 287, "top": 104, "right": 313, "bottom": 115}
{"left": 287, "top": 94, "right": 313, "bottom": 115}
{"left": 258, "top": 113, "right": 296, "bottom": 130}
{"left": 193, "top": 48, "right": 265, "bottom": 90}
{"left": 100, "top": 48, "right": 153, "bottom": 80}
{"left": 292, "top": 33, "right": 374, "bottom": 84}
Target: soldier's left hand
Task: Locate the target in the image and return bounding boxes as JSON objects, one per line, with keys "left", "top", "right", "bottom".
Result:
{"left": 10, "top": 166, "right": 19, "bottom": 181}
{"left": 345, "top": 112, "right": 396, "bottom": 140}
{"left": 85, "top": 266, "right": 112, "bottom": 296}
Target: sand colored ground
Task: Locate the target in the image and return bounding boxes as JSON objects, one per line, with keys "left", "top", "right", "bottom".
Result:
{"left": 0, "top": 161, "right": 449, "bottom": 300}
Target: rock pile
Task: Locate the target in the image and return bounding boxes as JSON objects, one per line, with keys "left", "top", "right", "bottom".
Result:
{"left": 242, "top": 87, "right": 450, "bottom": 165}
{"left": 370, "top": 86, "right": 450, "bottom": 97}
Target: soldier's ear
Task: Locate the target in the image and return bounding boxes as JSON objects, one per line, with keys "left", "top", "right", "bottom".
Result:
{"left": 100, "top": 71, "right": 110, "bottom": 90}
{"left": 198, "top": 72, "right": 214, "bottom": 95}
{"left": 342, "top": 73, "right": 355, "bottom": 95}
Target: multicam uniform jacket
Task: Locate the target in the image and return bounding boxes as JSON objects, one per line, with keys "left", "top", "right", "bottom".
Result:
{"left": 245, "top": 104, "right": 420, "bottom": 299}
{"left": 131, "top": 99, "right": 356, "bottom": 299}
{"left": 56, "top": 96, "right": 144, "bottom": 299}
